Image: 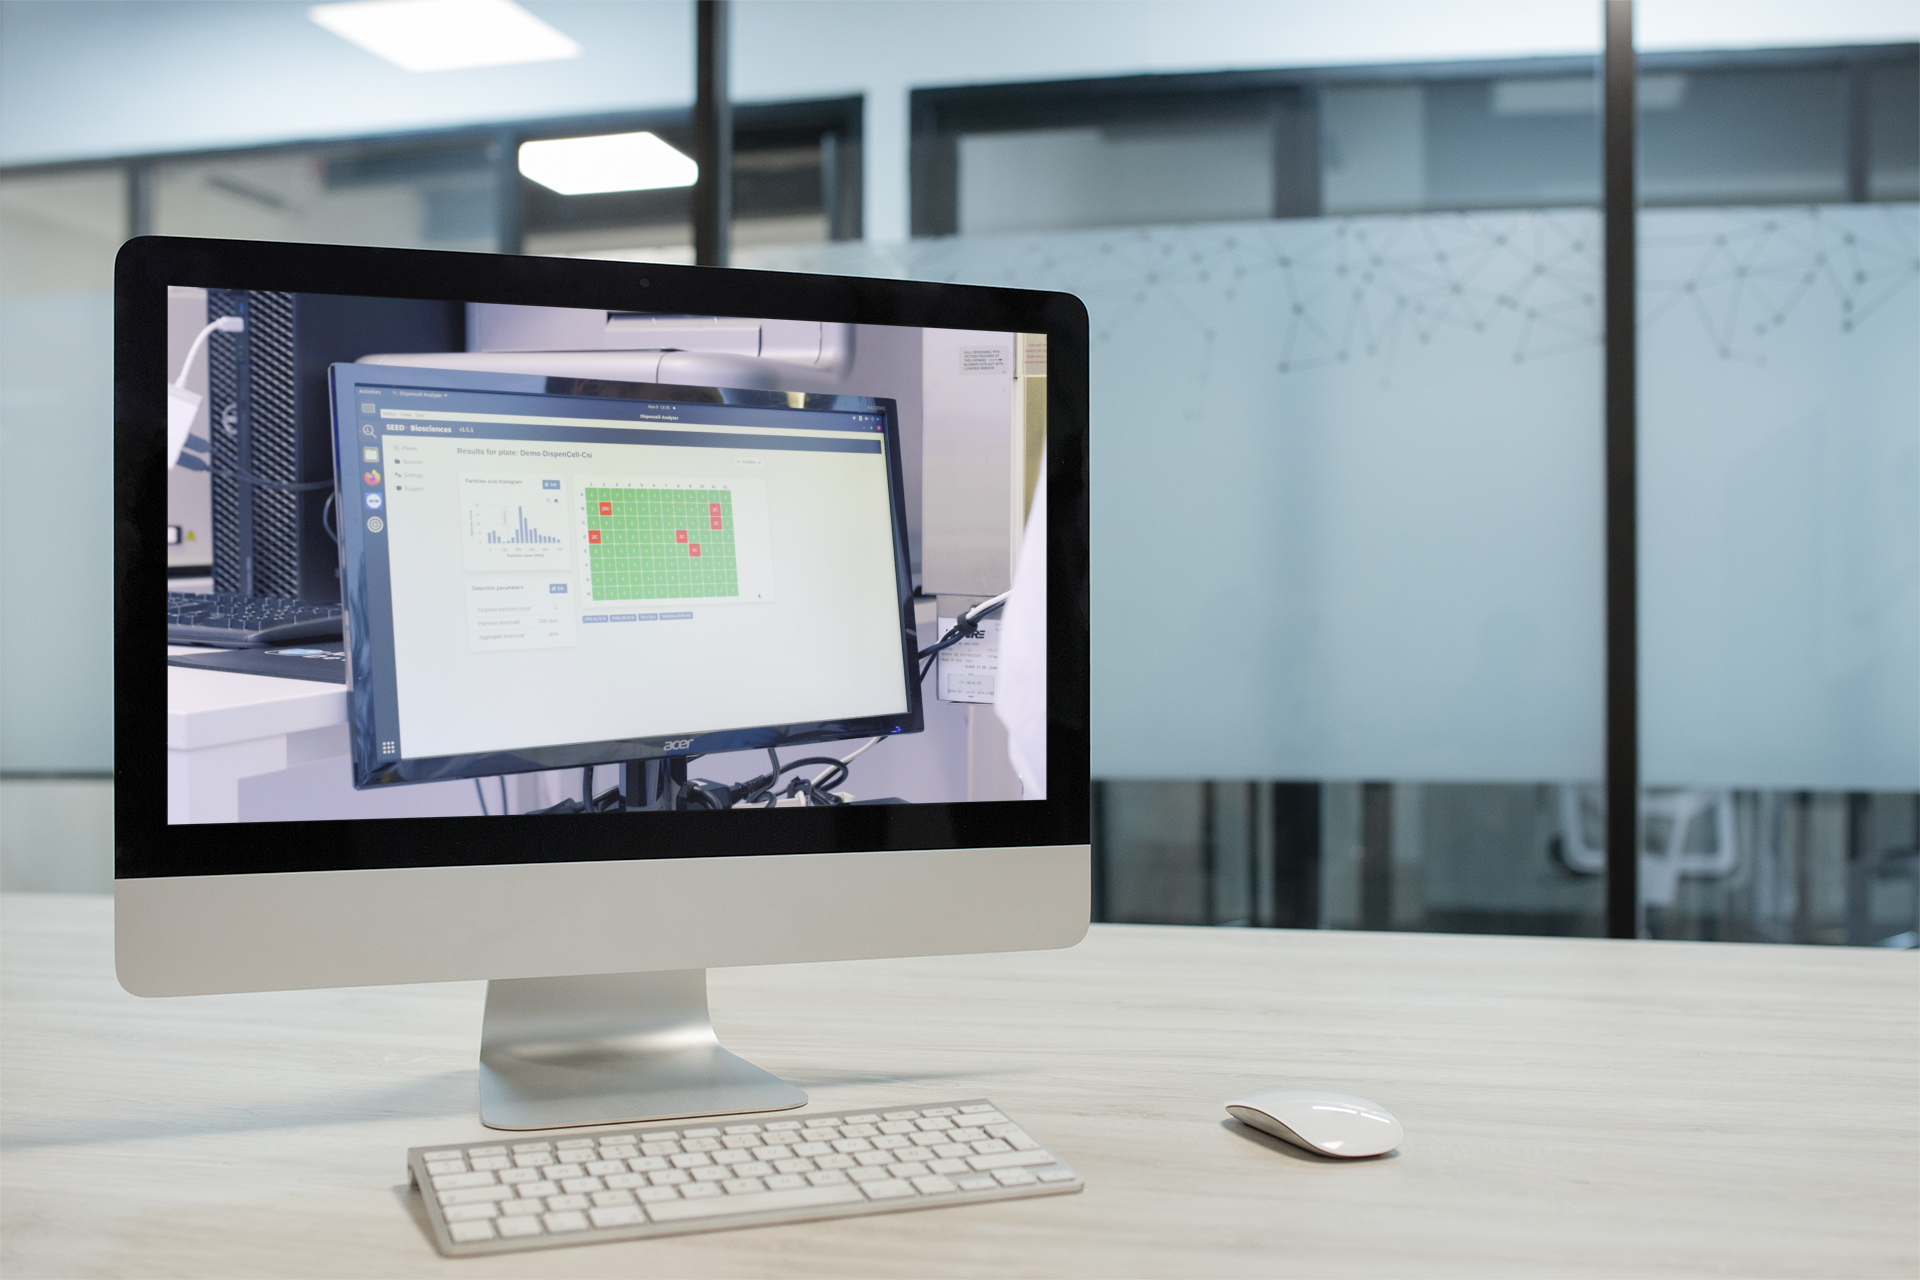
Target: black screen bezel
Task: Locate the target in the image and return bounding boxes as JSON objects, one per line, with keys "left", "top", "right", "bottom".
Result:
{"left": 118, "top": 236, "right": 1091, "bottom": 879}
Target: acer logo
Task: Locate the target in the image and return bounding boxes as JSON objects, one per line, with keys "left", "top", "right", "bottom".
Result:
{"left": 662, "top": 739, "right": 694, "bottom": 750}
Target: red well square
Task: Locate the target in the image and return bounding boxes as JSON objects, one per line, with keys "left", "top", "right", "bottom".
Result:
{"left": 674, "top": 529, "right": 688, "bottom": 544}
{"left": 689, "top": 543, "right": 702, "bottom": 557}
{"left": 598, "top": 501, "right": 612, "bottom": 515}
{"left": 710, "top": 516, "right": 723, "bottom": 529}
{"left": 587, "top": 530, "right": 601, "bottom": 544}
{"left": 708, "top": 503, "right": 721, "bottom": 517}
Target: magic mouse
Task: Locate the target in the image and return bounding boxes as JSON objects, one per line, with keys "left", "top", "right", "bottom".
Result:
{"left": 1225, "top": 1089, "right": 1403, "bottom": 1158}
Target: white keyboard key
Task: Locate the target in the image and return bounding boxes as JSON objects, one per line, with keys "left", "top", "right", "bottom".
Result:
{"left": 912, "top": 1175, "right": 959, "bottom": 1195}
{"left": 722, "top": 1134, "right": 761, "bottom": 1148}
{"left": 682, "top": 1137, "right": 722, "bottom": 1153}
{"left": 844, "top": 1114, "right": 880, "bottom": 1125}
{"left": 958, "top": 1105, "right": 996, "bottom": 1115}
{"left": 649, "top": 1184, "right": 864, "bottom": 1222}
{"left": 724, "top": 1124, "right": 762, "bottom": 1135}
{"left": 426, "top": 1159, "right": 467, "bottom": 1176}
{"left": 815, "top": 1153, "right": 856, "bottom": 1169}
{"left": 499, "top": 1200, "right": 543, "bottom": 1217}
{"left": 498, "top": 1168, "right": 541, "bottom": 1185}
{"left": 585, "top": 1160, "right": 626, "bottom": 1176}
{"left": 639, "top": 1141, "right": 678, "bottom": 1157}
{"left": 691, "top": 1166, "right": 730, "bottom": 1182}
{"left": 994, "top": 1169, "right": 1038, "bottom": 1187}
{"left": 764, "top": 1120, "right": 803, "bottom": 1132}
{"left": 934, "top": 1143, "right": 973, "bottom": 1159}
{"left": 910, "top": 1133, "right": 946, "bottom": 1148}
{"left": 758, "top": 1145, "right": 794, "bottom": 1161}
{"left": 448, "top": 1220, "right": 496, "bottom": 1243}
{"left": 890, "top": 1161, "right": 931, "bottom": 1178}
{"left": 515, "top": 1181, "right": 559, "bottom": 1199}
{"left": 512, "top": 1152, "right": 553, "bottom": 1168}
{"left": 649, "top": 1170, "right": 690, "bottom": 1186}
{"left": 971, "top": 1139, "right": 1012, "bottom": 1155}
{"left": 591, "top": 1189, "right": 634, "bottom": 1208}
{"left": 556, "top": 1139, "right": 595, "bottom": 1150}
{"left": 544, "top": 1194, "right": 590, "bottom": 1212}
{"left": 984, "top": 1123, "right": 1020, "bottom": 1139}
{"left": 928, "top": 1158, "right": 970, "bottom": 1174}
{"left": 681, "top": 1127, "right": 721, "bottom": 1139}
{"left": 839, "top": 1123, "right": 878, "bottom": 1138}
{"left": 469, "top": 1155, "right": 510, "bottom": 1172}
{"left": 1008, "top": 1134, "right": 1040, "bottom": 1151}
{"left": 735, "top": 1161, "right": 775, "bottom": 1178}
{"left": 793, "top": 1142, "right": 833, "bottom": 1157}
{"left": 949, "top": 1128, "right": 986, "bottom": 1143}
{"left": 628, "top": 1156, "right": 670, "bottom": 1173}
{"left": 438, "top": 1185, "right": 514, "bottom": 1206}
{"left": 773, "top": 1157, "right": 815, "bottom": 1174}
{"left": 765, "top": 1174, "right": 809, "bottom": 1190}
{"left": 854, "top": 1151, "right": 894, "bottom": 1167}
{"left": 467, "top": 1146, "right": 507, "bottom": 1157}
{"left": 878, "top": 1121, "right": 917, "bottom": 1135}
{"left": 882, "top": 1111, "right": 919, "bottom": 1121}
{"left": 806, "top": 1169, "right": 851, "bottom": 1186}
{"left": 872, "top": 1134, "right": 911, "bottom": 1150}
{"left": 722, "top": 1178, "right": 767, "bottom": 1194}
{"left": 546, "top": 1164, "right": 584, "bottom": 1180}
{"left": 1038, "top": 1169, "right": 1077, "bottom": 1183}
{"left": 967, "top": 1150, "right": 1054, "bottom": 1172}
{"left": 922, "top": 1108, "right": 957, "bottom": 1117}
{"left": 603, "top": 1173, "right": 647, "bottom": 1190}
{"left": 511, "top": 1143, "right": 550, "bottom": 1153}
{"left": 423, "top": 1149, "right": 465, "bottom": 1161}
{"left": 635, "top": 1186, "right": 681, "bottom": 1204}
{"left": 543, "top": 1211, "right": 589, "bottom": 1233}
{"left": 972, "top": 1113, "right": 1009, "bottom": 1126}
{"left": 957, "top": 1174, "right": 997, "bottom": 1191}
{"left": 442, "top": 1202, "right": 499, "bottom": 1222}
{"left": 560, "top": 1177, "right": 603, "bottom": 1194}
{"left": 847, "top": 1167, "right": 891, "bottom": 1184}
{"left": 861, "top": 1180, "right": 917, "bottom": 1201}
{"left": 801, "top": 1129, "right": 838, "bottom": 1143}
{"left": 432, "top": 1171, "right": 496, "bottom": 1190}
{"left": 589, "top": 1205, "right": 647, "bottom": 1228}
{"left": 680, "top": 1182, "right": 724, "bottom": 1200}
{"left": 671, "top": 1152, "right": 711, "bottom": 1169}
{"left": 712, "top": 1150, "right": 751, "bottom": 1167}
{"left": 915, "top": 1117, "right": 955, "bottom": 1132}
{"left": 496, "top": 1216, "right": 543, "bottom": 1238}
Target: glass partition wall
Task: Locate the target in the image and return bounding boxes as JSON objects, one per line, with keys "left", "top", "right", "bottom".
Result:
{"left": 5, "top": 37, "right": 1913, "bottom": 941}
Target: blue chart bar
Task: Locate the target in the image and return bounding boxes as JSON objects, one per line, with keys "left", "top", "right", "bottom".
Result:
{"left": 484, "top": 507, "right": 561, "bottom": 546}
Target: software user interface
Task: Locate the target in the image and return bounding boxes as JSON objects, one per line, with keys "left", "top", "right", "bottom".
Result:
{"left": 352, "top": 374, "right": 905, "bottom": 762}
{"left": 164, "top": 288, "right": 1048, "bottom": 823}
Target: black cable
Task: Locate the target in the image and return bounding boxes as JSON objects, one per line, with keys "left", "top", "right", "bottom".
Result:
{"left": 474, "top": 778, "right": 490, "bottom": 817}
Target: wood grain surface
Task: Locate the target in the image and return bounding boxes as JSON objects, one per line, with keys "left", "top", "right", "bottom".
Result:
{"left": 4, "top": 893, "right": 1915, "bottom": 1278}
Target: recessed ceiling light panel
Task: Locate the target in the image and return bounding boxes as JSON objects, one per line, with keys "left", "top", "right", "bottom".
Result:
{"left": 518, "top": 133, "right": 700, "bottom": 196}
{"left": 309, "top": 0, "right": 581, "bottom": 73}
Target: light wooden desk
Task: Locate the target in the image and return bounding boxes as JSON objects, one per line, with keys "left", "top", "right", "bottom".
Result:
{"left": 4, "top": 895, "right": 1915, "bottom": 1279}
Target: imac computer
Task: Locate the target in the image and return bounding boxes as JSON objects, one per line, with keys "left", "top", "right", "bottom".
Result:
{"left": 122, "top": 237, "right": 1089, "bottom": 1130}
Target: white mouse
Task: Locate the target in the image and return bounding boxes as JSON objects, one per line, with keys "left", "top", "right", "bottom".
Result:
{"left": 1225, "top": 1089, "right": 1403, "bottom": 1158}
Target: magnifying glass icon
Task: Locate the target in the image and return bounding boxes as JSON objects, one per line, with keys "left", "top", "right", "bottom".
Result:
{"left": 361, "top": 424, "right": 375, "bottom": 437}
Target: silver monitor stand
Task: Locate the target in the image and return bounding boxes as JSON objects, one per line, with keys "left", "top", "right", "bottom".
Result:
{"left": 478, "top": 969, "right": 806, "bottom": 1130}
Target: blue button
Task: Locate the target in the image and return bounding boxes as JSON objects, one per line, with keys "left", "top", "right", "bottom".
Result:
{"left": 582, "top": 615, "right": 608, "bottom": 623}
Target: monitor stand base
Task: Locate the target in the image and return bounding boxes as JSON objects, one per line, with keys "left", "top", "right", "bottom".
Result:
{"left": 477, "top": 969, "right": 807, "bottom": 1130}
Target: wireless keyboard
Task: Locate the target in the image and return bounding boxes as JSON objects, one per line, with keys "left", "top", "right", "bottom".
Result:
{"left": 166, "top": 590, "right": 343, "bottom": 647}
{"left": 409, "top": 1099, "right": 1082, "bottom": 1257}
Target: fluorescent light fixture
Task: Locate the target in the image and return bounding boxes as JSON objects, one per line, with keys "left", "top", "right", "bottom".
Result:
{"left": 518, "top": 133, "right": 699, "bottom": 196}
{"left": 309, "top": 0, "right": 580, "bottom": 73}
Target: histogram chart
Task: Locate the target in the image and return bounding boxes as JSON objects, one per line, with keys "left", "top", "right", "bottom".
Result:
{"left": 461, "top": 474, "right": 570, "bottom": 570}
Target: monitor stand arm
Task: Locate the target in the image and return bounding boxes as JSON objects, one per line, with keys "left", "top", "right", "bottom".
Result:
{"left": 477, "top": 969, "right": 807, "bottom": 1130}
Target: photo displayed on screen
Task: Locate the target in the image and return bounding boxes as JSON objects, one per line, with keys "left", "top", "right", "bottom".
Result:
{"left": 164, "top": 289, "right": 1048, "bottom": 825}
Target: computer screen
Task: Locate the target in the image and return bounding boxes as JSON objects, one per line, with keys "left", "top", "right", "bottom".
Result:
{"left": 124, "top": 239, "right": 1088, "bottom": 1131}
{"left": 333, "top": 363, "right": 919, "bottom": 787}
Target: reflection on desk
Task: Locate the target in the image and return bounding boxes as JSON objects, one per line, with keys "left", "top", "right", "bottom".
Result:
{"left": 4, "top": 896, "right": 1915, "bottom": 1278}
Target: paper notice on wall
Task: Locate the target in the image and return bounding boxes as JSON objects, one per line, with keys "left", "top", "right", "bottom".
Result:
{"left": 935, "top": 616, "right": 999, "bottom": 703}
{"left": 960, "top": 347, "right": 1008, "bottom": 375}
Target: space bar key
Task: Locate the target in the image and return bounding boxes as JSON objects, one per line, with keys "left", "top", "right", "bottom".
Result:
{"left": 645, "top": 1185, "right": 867, "bottom": 1222}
